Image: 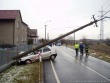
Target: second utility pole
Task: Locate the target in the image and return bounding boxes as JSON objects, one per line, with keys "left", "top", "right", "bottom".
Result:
{"left": 45, "top": 25, "right": 47, "bottom": 42}
{"left": 100, "top": 7, "right": 104, "bottom": 43}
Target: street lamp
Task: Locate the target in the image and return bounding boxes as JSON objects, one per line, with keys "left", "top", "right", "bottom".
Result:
{"left": 45, "top": 20, "right": 51, "bottom": 42}
{"left": 47, "top": 33, "right": 49, "bottom": 41}
{"left": 74, "top": 32, "right": 75, "bottom": 45}
{"left": 47, "top": 30, "right": 52, "bottom": 41}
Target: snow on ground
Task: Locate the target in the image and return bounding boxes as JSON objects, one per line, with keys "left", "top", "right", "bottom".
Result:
{"left": 0, "top": 62, "right": 41, "bottom": 83}
{"left": 0, "top": 65, "right": 24, "bottom": 83}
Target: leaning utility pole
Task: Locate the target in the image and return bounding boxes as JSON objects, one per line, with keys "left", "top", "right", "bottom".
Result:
{"left": 12, "top": 16, "right": 106, "bottom": 60}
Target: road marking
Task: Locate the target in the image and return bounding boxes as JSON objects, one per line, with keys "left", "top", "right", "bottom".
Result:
{"left": 56, "top": 47, "right": 110, "bottom": 82}
{"left": 81, "top": 63, "right": 110, "bottom": 81}
{"left": 50, "top": 60, "right": 61, "bottom": 83}
{"left": 59, "top": 47, "right": 110, "bottom": 81}
{"left": 70, "top": 55, "right": 110, "bottom": 82}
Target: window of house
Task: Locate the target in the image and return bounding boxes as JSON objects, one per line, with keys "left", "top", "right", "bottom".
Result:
{"left": 23, "top": 36, "right": 25, "bottom": 42}
{"left": 17, "top": 21, "right": 20, "bottom": 29}
{"left": 22, "top": 25, "right": 24, "bottom": 30}
{"left": 25, "top": 37, "right": 27, "bottom": 42}
{"left": 22, "top": 36, "right": 24, "bottom": 42}
{"left": 17, "top": 35, "right": 19, "bottom": 42}
{"left": 35, "top": 39, "right": 36, "bottom": 42}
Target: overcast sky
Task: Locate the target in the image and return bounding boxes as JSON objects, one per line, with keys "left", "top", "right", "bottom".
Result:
{"left": 0, "top": 0, "right": 110, "bottom": 40}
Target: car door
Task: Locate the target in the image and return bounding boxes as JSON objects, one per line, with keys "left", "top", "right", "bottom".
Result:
{"left": 41, "top": 47, "right": 51, "bottom": 59}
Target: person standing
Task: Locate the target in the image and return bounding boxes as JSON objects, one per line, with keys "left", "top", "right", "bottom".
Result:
{"left": 74, "top": 42, "right": 79, "bottom": 56}
{"left": 79, "top": 42, "right": 84, "bottom": 56}
{"left": 85, "top": 43, "right": 89, "bottom": 56}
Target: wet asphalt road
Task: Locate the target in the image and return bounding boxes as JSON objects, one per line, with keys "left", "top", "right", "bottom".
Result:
{"left": 43, "top": 46, "right": 110, "bottom": 83}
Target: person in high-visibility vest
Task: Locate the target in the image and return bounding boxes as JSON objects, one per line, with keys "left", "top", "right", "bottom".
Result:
{"left": 74, "top": 42, "right": 79, "bottom": 56}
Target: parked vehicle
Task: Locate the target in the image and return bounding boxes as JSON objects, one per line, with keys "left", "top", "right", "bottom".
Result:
{"left": 56, "top": 43, "right": 61, "bottom": 46}
{"left": 16, "top": 46, "right": 57, "bottom": 65}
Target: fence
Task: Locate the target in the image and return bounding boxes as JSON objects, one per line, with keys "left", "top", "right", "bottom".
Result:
{"left": 0, "top": 45, "right": 37, "bottom": 66}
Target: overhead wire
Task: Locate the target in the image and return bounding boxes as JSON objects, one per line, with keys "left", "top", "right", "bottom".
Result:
{"left": 93, "top": 0, "right": 110, "bottom": 19}
{"left": 102, "top": 0, "right": 109, "bottom": 7}
{"left": 102, "top": 9, "right": 110, "bottom": 17}
{"left": 92, "top": 0, "right": 108, "bottom": 17}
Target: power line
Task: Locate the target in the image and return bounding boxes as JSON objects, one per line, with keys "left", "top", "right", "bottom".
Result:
{"left": 102, "top": 9, "right": 110, "bottom": 17}
{"left": 103, "top": 0, "right": 110, "bottom": 10}
{"left": 102, "top": 0, "right": 109, "bottom": 7}
{"left": 51, "top": 26, "right": 80, "bottom": 29}
{"left": 93, "top": 0, "right": 110, "bottom": 18}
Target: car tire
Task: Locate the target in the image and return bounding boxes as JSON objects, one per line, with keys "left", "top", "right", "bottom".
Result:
{"left": 50, "top": 55, "right": 56, "bottom": 61}
{"left": 16, "top": 60, "right": 20, "bottom": 65}
{"left": 25, "top": 59, "right": 32, "bottom": 64}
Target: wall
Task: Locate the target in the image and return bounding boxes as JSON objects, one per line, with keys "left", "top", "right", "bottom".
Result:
{"left": 0, "top": 19, "right": 14, "bottom": 45}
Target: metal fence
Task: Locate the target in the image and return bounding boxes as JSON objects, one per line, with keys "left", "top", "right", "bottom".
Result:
{"left": 0, "top": 45, "right": 37, "bottom": 66}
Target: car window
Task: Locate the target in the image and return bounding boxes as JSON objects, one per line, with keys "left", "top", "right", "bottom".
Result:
{"left": 43, "top": 47, "right": 51, "bottom": 52}
{"left": 29, "top": 52, "right": 34, "bottom": 55}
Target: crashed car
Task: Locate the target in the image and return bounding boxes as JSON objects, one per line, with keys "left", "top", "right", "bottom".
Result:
{"left": 16, "top": 46, "right": 57, "bottom": 64}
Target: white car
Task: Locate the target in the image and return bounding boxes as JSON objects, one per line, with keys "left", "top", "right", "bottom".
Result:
{"left": 17, "top": 46, "right": 57, "bottom": 64}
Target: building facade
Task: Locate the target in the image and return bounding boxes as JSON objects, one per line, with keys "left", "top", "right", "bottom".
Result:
{"left": 0, "top": 10, "right": 28, "bottom": 46}
{"left": 27, "top": 28, "right": 38, "bottom": 44}
{"left": 31, "top": 29, "right": 38, "bottom": 44}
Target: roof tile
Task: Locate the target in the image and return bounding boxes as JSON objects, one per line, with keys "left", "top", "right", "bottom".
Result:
{"left": 0, "top": 10, "right": 20, "bottom": 19}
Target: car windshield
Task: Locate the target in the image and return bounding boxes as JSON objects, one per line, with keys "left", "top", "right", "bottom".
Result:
{"left": 28, "top": 52, "right": 35, "bottom": 55}
{"left": 43, "top": 47, "right": 51, "bottom": 52}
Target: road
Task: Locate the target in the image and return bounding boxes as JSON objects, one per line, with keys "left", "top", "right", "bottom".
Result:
{"left": 43, "top": 46, "right": 110, "bottom": 83}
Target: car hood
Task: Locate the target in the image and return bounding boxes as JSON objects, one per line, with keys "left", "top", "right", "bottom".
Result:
{"left": 21, "top": 54, "right": 39, "bottom": 60}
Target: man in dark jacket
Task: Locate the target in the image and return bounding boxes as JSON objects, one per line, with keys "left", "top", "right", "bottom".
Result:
{"left": 79, "top": 42, "right": 84, "bottom": 56}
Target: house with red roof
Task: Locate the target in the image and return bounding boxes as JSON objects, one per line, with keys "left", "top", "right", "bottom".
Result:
{"left": 0, "top": 10, "right": 29, "bottom": 47}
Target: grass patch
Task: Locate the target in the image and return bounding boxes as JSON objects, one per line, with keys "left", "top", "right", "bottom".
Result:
{"left": 0, "top": 61, "right": 43, "bottom": 83}
{"left": 90, "top": 44, "right": 110, "bottom": 63}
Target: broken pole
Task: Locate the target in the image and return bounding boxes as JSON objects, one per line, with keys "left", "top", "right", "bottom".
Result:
{"left": 12, "top": 17, "right": 105, "bottom": 60}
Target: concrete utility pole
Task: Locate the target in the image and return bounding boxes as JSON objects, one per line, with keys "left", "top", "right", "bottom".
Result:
{"left": 47, "top": 33, "right": 49, "bottom": 41}
{"left": 74, "top": 32, "right": 75, "bottom": 45}
{"left": 45, "top": 24, "right": 47, "bottom": 42}
{"left": 45, "top": 20, "right": 51, "bottom": 42}
{"left": 12, "top": 17, "right": 105, "bottom": 60}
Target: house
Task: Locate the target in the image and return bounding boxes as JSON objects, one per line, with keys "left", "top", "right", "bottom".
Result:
{"left": 31, "top": 29, "right": 38, "bottom": 44}
{"left": 27, "top": 28, "right": 38, "bottom": 44}
{"left": 0, "top": 10, "right": 28, "bottom": 47}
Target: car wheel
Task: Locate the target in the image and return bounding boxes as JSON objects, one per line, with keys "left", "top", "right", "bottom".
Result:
{"left": 50, "top": 55, "right": 56, "bottom": 61}
{"left": 16, "top": 60, "right": 20, "bottom": 65}
{"left": 25, "top": 59, "right": 32, "bottom": 64}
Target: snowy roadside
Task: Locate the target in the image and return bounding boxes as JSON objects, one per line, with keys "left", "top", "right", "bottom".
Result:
{"left": 0, "top": 62, "right": 42, "bottom": 83}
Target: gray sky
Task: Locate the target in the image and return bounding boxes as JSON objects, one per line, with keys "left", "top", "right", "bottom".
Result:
{"left": 0, "top": 0, "right": 110, "bottom": 40}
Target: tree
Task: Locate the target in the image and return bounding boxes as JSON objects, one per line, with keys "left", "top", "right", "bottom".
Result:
{"left": 28, "top": 39, "right": 33, "bottom": 45}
